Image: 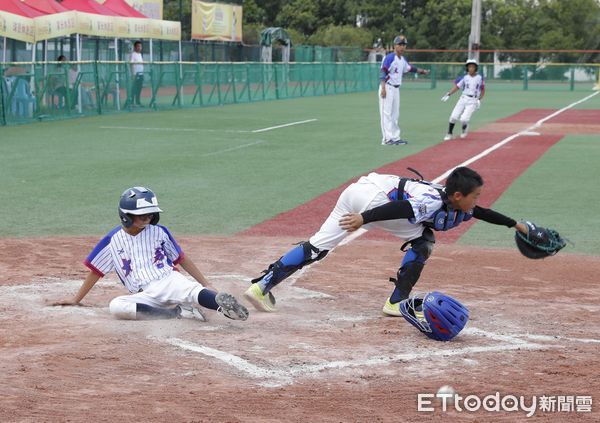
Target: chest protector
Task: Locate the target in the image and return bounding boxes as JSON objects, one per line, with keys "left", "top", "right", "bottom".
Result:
{"left": 398, "top": 177, "right": 473, "bottom": 232}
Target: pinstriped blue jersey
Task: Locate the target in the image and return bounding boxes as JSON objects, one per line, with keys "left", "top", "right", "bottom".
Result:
{"left": 84, "top": 224, "right": 184, "bottom": 293}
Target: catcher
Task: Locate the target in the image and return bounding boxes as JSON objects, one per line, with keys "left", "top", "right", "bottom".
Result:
{"left": 245, "top": 167, "right": 566, "bottom": 315}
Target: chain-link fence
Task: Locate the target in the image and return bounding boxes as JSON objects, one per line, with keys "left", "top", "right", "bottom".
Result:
{"left": 1, "top": 61, "right": 598, "bottom": 126}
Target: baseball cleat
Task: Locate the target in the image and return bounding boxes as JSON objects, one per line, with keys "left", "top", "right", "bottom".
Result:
{"left": 384, "top": 139, "right": 409, "bottom": 145}
{"left": 382, "top": 297, "right": 403, "bottom": 316}
{"left": 244, "top": 283, "right": 276, "bottom": 312}
{"left": 215, "top": 292, "right": 249, "bottom": 321}
{"left": 443, "top": 134, "right": 453, "bottom": 141}
{"left": 178, "top": 305, "right": 207, "bottom": 322}
{"left": 460, "top": 133, "right": 468, "bottom": 139}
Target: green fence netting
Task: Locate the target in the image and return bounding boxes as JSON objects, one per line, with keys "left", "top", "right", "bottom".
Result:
{"left": 1, "top": 62, "right": 598, "bottom": 126}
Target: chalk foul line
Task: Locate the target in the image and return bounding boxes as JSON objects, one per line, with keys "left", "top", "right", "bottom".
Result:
{"left": 159, "top": 326, "right": 591, "bottom": 387}
{"left": 251, "top": 119, "right": 317, "bottom": 133}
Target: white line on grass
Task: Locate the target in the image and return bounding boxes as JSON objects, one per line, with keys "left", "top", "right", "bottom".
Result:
{"left": 199, "top": 140, "right": 266, "bottom": 157}
{"left": 100, "top": 126, "right": 198, "bottom": 132}
{"left": 251, "top": 119, "right": 317, "bottom": 133}
{"left": 340, "top": 91, "right": 600, "bottom": 246}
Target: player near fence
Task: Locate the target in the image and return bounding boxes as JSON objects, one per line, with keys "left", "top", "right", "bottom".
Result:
{"left": 129, "top": 41, "right": 145, "bottom": 107}
{"left": 379, "top": 35, "right": 430, "bottom": 146}
{"left": 244, "top": 167, "right": 566, "bottom": 316}
{"left": 53, "top": 187, "right": 249, "bottom": 322}
{"left": 442, "top": 59, "right": 485, "bottom": 140}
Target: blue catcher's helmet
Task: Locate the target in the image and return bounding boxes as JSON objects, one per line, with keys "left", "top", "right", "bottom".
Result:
{"left": 118, "top": 186, "right": 162, "bottom": 228}
{"left": 399, "top": 291, "right": 469, "bottom": 341}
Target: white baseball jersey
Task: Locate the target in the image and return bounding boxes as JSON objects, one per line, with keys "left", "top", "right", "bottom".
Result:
{"left": 380, "top": 53, "right": 413, "bottom": 86}
{"left": 362, "top": 173, "right": 443, "bottom": 224}
{"left": 85, "top": 224, "right": 183, "bottom": 293}
{"left": 455, "top": 73, "right": 484, "bottom": 98}
{"left": 309, "top": 173, "right": 444, "bottom": 250}
{"left": 131, "top": 51, "right": 144, "bottom": 74}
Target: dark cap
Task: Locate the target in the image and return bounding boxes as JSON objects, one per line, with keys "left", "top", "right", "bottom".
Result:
{"left": 393, "top": 35, "right": 408, "bottom": 45}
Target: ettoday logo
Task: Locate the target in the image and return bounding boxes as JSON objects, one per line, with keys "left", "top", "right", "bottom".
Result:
{"left": 418, "top": 392, "right": 593, "bottom": 417}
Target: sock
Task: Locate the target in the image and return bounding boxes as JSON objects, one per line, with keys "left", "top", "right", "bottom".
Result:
{"left": 390, "top": 287, "right": 404, "bottom": 303}
{"left": 462, "top": 123, "right": 468, "bottom": 131}
{"left": 448, "top": 122, "right": 455, "bottom": 134}
{"left": 136, "top": 303, "right": 180, "bottom": 318}
{"left": 197, "top": 289, "right": 219, "bottom": 310}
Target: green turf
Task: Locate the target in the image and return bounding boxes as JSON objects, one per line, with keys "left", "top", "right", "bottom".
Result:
{"left": 0, "top": 85, "right": 598, "bottom": 248}
{"left": 459, "top": 135, "right": 600, "bottom": 255}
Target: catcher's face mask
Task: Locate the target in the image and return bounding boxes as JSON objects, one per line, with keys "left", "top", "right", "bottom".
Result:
{"left": 400, "top": 292, "right": 469, "bottom": 341}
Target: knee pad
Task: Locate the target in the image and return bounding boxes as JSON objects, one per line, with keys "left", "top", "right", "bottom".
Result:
{"left": 109, "top": 297, "right": 137, "bottom": 320}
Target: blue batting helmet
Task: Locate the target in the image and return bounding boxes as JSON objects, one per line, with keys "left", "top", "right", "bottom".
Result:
{"left": 400, "top": 291, "right": 469, "bottom": 341}
{"left": 118, "top": 186, "right": 162, "bottom": 228}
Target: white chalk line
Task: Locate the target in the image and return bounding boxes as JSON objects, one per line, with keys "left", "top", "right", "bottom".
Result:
{"left": 163, "top": 327, "right": 568, "bottom": 387}
{"left": 251, "top": 118, "right": 317, "bottom": 133}
{"left": 100, "top": 126, "right": 249, "bottom": 133}
{"left": 340, "top": 91, "right": 599, "bottom": 245}
{"left": 199, "top": 140, "right": 266, "bottom": 157}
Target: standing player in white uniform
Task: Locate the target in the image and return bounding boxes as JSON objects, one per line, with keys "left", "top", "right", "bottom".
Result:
{"left": 442, "top": 59, "right": 485, "bottom": 140}
{"left": 244, "top": 167, "right": 527, "bottom": 315}
{"left": 53, "top": 187, "right": 249, "bottom": 321}
{"left": 379, "top": 35, "right": 430, "bottom": 145}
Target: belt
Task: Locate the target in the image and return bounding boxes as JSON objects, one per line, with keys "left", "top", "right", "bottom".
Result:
{"left": 386, "top": 83, "right": 400, "bottom": 88}
{"left": 464, "top": 94, "right": 477, "bottom": 98}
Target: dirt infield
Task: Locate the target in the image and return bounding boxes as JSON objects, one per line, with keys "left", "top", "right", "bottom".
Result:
{"left": 1, "top": 236, "right": 599, "bottom": 421}
{"left": 2, "top": 108, "right": 599, "bottom": 421}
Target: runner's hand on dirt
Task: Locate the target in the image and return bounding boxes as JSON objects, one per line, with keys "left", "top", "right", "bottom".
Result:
{"left": 339, "top": 213, "right": 364, "bottom": 232}
{"left": 50, "top": 299, "right": 86, "bottom": 306}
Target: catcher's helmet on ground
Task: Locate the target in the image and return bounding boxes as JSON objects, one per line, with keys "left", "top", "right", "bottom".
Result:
{"left": 393, "top": 35, "right": 408, "bottom": 45}
{"left": 399, "top": 291, "right": 469, "bottom": 341}
{"left": 465, "top": 59, "right": 478, "bottom": 70}
{"left": 119, "top": 186, "right": 162, "bottom": 228}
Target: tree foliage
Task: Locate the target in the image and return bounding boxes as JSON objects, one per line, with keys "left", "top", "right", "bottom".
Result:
{"left": 164, "top": 0, "right": 600, "bottom": 57}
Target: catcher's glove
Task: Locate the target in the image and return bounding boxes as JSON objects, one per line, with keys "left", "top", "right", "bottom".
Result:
{"left": 515, "top": 221, "right": 567, "bottom": 259}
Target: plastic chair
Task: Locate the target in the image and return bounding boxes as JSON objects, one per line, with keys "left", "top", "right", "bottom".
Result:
{"left": 13, "top": 78, "right": 36, "bottom": 118}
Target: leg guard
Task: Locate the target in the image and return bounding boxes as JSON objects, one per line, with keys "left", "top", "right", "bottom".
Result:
{"left": 252, "top": 241, "right": 328, "bottom": 294}
{"left": 389, "top": 228, "right": 435, "bottom": 303}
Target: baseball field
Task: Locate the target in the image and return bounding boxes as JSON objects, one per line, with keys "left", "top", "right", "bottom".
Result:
{"left": 1, "top": 85, "right": 599, "bottom": 421}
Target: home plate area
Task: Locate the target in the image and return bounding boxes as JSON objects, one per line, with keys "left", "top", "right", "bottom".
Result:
{"left": 2, "top": 240, "right": 599, "bottom": 420}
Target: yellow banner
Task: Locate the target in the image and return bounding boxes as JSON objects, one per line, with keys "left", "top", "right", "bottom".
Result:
{"left": 191, "top": 1, "right": 242, "bottom": 42}
{"left": 0, "top": 11, "right": 35, "bottom": 44}
{"left": 125, "top": 0, "right": 163, "bottom": 20}
{"left": 34, "top": 11, "right": 78, "bottom": 42}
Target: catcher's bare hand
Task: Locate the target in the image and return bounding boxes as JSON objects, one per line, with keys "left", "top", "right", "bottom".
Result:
{"left": 339, "top": 213, "right": 364, "bottom": 232}
{"left": 515, "top": 222, "right": 528, "bottom": 234}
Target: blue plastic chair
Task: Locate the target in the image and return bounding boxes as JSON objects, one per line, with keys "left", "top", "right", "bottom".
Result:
{"left": 13, "top": 78, "right": 36, "bottom": 118}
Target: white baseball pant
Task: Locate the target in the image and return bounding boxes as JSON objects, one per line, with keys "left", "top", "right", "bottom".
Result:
{"left": 379, "top": 84, "right": 401, "bottom": 142}
{"left": 450, "top": 95, "right": 479, "bottom": 124}
{"left": 309, "top": 176, "right": 425, "bottom": 251}
{"left": 109, "top": 271, "right": 204, "bottom": 319}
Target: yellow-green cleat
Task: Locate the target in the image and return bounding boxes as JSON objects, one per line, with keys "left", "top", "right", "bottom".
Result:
{"left": 382, "top": 297, "right": 402, "bottom": 316}
{"left": 244, "top": 283, "right": 276, "bottom": 312}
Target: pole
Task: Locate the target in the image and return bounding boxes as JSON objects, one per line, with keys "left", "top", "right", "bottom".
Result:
{"left": 115, "top": 37, "right": 121, "bottom": 110}
{"left": 2, "top": 37, "right": 6, "bottom": 63}
{"left": 76, "top": 34, "right": 82, "bottom": 114}
{"left": 468, "top": 0, "right": 481, "bottom": 62}
{"left": 178, "top": 39, "right": 183, "bottom": 106}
